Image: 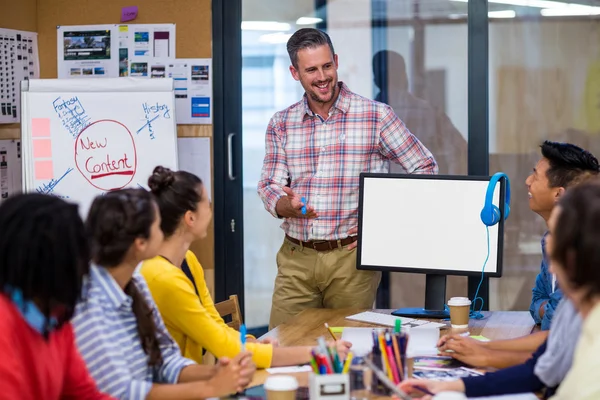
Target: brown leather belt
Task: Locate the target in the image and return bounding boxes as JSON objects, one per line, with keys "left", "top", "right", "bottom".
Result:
{"left": 285, "top": 234, "right": 357, "bottom": 251}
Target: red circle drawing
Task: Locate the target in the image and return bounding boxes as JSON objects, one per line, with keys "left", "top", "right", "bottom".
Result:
{"left": 74, "top": 119, "right": 138, "bottom": 191}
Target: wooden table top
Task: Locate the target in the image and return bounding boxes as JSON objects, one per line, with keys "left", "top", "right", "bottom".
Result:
{"left": 251, "top": 308, "right": 536, "bottom": 389}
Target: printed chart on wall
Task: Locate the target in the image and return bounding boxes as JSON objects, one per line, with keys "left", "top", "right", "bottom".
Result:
{"left": 131, "top": 58, "right": 212, "bottom": 124}
{"left": 171, "top": 59, "right": 212, "bottom": 124}
{"left": 20, "top": 78, "right": 178, "bottom": 216}
{"left": 0, "top": 28, "right": 40, "bottom": 124}
{"left": 57, "top": 24, "right": 175, "bottom": 79}
{"left": 57, "top": 25, "right": 118, "bottom": 78}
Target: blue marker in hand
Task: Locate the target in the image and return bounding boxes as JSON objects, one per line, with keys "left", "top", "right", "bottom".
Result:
{"left": 240, "top": 323, "right": 246, "bottom": 351}
{"left": 301, "top": 197, "right": 307, "bottom": 215}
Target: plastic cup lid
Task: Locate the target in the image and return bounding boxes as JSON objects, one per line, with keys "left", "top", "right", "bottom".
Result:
{"left": 447, "top": 297, "right": 471, "bottom": 306}
{"left": 264, "top": 375, "right": 299, "bottom": 391}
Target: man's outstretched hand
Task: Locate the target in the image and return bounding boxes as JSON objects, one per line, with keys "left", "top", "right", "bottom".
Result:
{"left": 275, "top": 187, "right": 318, "bottom": 219}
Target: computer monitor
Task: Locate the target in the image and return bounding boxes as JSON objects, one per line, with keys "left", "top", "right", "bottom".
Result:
{"left": 356, "top": 173, "right": 507, "bottom": 319}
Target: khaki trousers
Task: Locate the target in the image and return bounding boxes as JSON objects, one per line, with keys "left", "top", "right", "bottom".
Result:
{"left": 269, "top": 237, "right": 381, "bottom": 329}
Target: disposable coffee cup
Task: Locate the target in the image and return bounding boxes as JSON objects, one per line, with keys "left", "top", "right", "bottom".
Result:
{"left": 447, "top": 297, "right": 471, "bottom": 328}
{"left": 264, "top": 375, "right": 298, "bottom": 400}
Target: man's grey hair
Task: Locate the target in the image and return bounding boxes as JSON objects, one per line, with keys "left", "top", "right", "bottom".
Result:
{"left": 286, "top": 28, "right": 335, "bottom": 69}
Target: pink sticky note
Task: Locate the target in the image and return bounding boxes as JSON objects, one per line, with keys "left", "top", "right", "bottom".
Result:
{"left": 33, "top": 139, "right": 52, "bottom": 158}
{"left": 31, "top": 118, "right": 51, "bottom": 137}
{"left": 35, "top": 160, "right": 54, "bottom": 180}
{"left": 121, "top": 6, "right": 138, "bottom": 22}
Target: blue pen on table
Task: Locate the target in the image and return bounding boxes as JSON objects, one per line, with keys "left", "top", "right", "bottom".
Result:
{"left": 301, "top": 197, "right": 307, "bottom": 215}
{"left": 240, "top": 323, "right": 246, "bottom": 351}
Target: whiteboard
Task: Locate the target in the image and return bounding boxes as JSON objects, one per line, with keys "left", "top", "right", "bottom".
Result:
{"left": 357, "top": 174, "right": 505, "bottom": 277}
{"left": 21, "top": 77, "right": 178, "bottom": 216}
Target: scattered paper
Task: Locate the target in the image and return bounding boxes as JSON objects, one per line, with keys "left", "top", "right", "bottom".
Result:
{"left": 470, "top": 394, "right": 538, "bottom": 400}
{"left": 121, "top": 6, "right": 138, "bottom": 22}
{"left": 413, "top": 355, "right": 467, "bottom": 370}
{"left": 407, "top": 326, "right": 440, "bottom": 357}
{"left": 330, "top": 327, "right": 345, "bottom": 334}
{"left": 266, "top": 365, "right": 312, "bottom": 374}
{"left": 413, "top": 367, "right": 482, "bottom": 380}
{"left": 0, "top": 28, "right": 40, "bottom": 124}
{"left": 341, "top": 328, "right": 375, "bottom": 357}
{"left": 345, "top": 311, "right": 446, "bottom": 329}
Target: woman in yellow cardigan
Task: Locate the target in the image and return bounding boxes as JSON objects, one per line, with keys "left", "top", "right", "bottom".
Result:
{"left": 140, "top": 166, "right": 351, "bottom": 368}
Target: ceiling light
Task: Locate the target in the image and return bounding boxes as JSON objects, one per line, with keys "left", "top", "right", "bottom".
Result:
{"left": 258, "top": 32, "right": 293, "bottom": 44}
{"left": 447, "top": 10, "right": 516, "bottom": 18}
{"left": 241, "top": 21, "right": 291, "bottom": 31}
{"left": 450, "top": 0, "right": 576, "bottom": 8}
{"left": 296, "top": 17, "right": 323, "bottom": 25}
{"left": 488, "top": 10, "right": 517, "bottom": 17}
{"left": 541, "top": 5, "right": 600, "bottom": 15}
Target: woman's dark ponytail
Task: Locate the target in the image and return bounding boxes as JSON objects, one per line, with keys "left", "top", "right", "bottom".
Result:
{"left": 125, "top": 281, "right": 163, "bottom": 366}
{"left": 86, "top": 188, "right": 163, "bottom": 366}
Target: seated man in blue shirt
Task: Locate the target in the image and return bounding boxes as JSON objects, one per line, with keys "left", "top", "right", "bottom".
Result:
{"left": 526, "top": 141, "right": 599, "bottom": 330}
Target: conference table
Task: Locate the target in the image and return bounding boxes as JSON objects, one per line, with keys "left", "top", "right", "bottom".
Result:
{"left": 251, "top": 308, "right": 537, "bottom": 391}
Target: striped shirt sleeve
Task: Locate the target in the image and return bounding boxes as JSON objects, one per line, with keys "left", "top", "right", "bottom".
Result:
{"left": 72, "top": 302, "right": 153, "bottom": 400}
{"left": 378, "top": 104, "right": 439, "bottom": 174}
{"left": 257, "top": 114, "right": 289, "bottom": 218}
{"left": 134, "top": 274, "right": 196, "bottom": 384}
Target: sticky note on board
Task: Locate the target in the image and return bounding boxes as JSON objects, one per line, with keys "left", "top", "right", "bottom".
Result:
{"left": 31, "top": 118, "right": 51, "bottom": 137}
{"left": 33, "top": 139, "right": 52, "bottom": 158}
{"left": 121, "top": 6, "right": 138, "bottom": 22}
{"left": 34, "top": 160, "right": 54, "bottom": 180}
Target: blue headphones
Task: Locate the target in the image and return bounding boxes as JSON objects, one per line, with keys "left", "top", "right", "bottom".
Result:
{"left": 480, "top": 172, "right": 511, "bottom": 226}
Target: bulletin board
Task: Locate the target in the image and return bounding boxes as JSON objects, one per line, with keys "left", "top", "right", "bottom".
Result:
{"left": 0, "top": 0, "right": 37, "bottom": 140}
{"left": 0, "top": 0, "right": 36, "bottom": 32}
{"left": 3, "top": 0, "right": 215, "bottom": 289}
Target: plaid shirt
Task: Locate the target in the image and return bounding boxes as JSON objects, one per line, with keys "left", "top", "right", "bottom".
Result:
{"left": 257, "top": 82, "right": 438, "bottom": 241}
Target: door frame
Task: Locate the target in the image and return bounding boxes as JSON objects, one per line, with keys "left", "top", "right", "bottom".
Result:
{"left": 212, "top": 0, "right": 245, "bottom": 312}
{"left": 211, "top": 0, "right": 492, "bottom": 322}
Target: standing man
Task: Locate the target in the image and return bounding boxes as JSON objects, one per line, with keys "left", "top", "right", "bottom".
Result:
{"left": 527, "top": 140, "right": 599, "bottom": 330}
{"left": 257, "top": 28, "right": 438, "bottom": 329}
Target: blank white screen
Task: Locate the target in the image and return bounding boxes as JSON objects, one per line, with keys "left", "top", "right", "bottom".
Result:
{"left": 359, "top": 176, "right": 502, "bottom": 275}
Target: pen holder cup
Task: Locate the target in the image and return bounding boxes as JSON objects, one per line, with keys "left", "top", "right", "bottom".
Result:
{"left": 309, "top": 373, "right": 350, "bottom": 400}
{"left": 368, "top": 328, "right": 409, "bottom": 396}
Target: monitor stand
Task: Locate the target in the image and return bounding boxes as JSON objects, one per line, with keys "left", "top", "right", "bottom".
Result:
{"left": 391, "top": 274, "right": 450, "bottom": 319}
